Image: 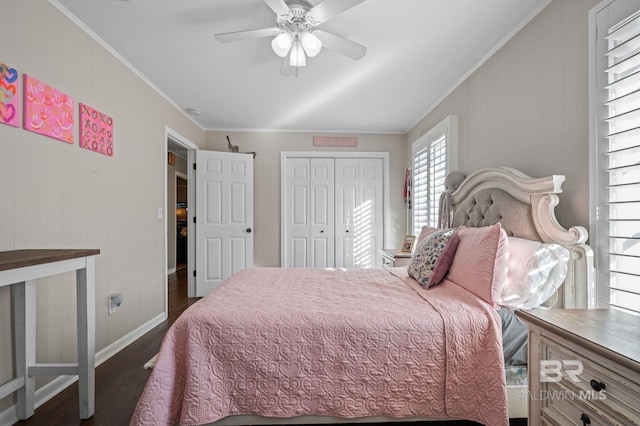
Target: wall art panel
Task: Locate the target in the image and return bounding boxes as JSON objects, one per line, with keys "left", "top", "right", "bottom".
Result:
{"left": 0, "top": 61, "right": 20, "bottom": 127}
{"left": 23, "top": 74, "right": 74, "bottom": 143}
{"left": 80, "top": 103, "right": 113, "bottom": 156}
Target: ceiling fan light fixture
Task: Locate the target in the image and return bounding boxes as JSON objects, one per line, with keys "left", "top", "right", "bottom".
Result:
{"left": 271, "top": 32, "right": 293, "bottom": 57}
{"left": 289, "top": 41, "right": 306, "bottom": 67}
{"left": 300, "top": 31, "right": 322, "bottom": 57}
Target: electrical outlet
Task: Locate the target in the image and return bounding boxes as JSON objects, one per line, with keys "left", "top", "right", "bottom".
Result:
{"left": 108, "top": 292, "right": 124, "bottom": 315}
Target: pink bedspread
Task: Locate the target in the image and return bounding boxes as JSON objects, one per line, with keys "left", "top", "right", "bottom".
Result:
{"left": 131, "top": 268, "right": 508, "bottom": 426}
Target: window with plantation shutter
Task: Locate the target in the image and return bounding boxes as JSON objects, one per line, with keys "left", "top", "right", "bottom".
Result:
{"left": 591, "top": 2, "right": 640, "bottom": 314}
{"left": 411, "top": 116, "right": 458, "bottom": 236}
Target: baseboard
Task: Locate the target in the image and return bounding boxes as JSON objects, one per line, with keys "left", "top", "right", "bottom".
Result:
{"left": 0, "top": 312, "right": 167, "bottom": 426}
{"left": 95, "top": 312, "right": 166, "bottom": 366}
{"left": 167, "top": 267, "right": 176, "bottom": 274}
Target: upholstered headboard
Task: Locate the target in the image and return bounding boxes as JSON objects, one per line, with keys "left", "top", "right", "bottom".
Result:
{"left": 447, "top": 167, "right": 594, "bottom": 308}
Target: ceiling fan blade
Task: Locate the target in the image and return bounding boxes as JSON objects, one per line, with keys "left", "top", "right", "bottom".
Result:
{"left": 307, "top": 0, "right": 367, "bottom": 25}
{"left": 315, "top": 30, "right": 366, "bottom": 60}
{"left": 215, "top": 27, "right": 280, "bottom": 43}
{"left": 264, "top": 0, "right": 290, "bottom": 15}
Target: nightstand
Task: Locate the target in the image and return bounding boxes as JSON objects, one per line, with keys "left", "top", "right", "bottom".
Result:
{"left": 379, "top": 249, "right": 412, "bottom": 268}
{"left": 515, "top": 309, "right": 640, "bottom": 425}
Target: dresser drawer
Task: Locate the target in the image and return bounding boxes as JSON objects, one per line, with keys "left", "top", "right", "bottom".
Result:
{"left": 541, "top": 381, "right": 625, "bottom": 425}
{"left": 379, "top": 249, "right": 411, "bottom": 269}
{"left": 381, "top": 255, "right": 398, "bottom": 268}
{"left": 541, "top": 337, "right": 640, "bottom": 424}
{"left": 516, "top": 309, "right": 640, "bottom": 426}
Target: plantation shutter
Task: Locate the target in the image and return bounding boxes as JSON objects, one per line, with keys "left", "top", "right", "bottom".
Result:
{"left": 412, "top": 148, "right": 429, "bottom": 235}
{"left": 600, "top": 8, "right": 640, "bottom": 313}
{"left": 412, "top": 135, "right": 446, "bottom": 235}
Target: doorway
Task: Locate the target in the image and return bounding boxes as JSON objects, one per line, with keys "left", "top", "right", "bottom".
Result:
{"left": 165, "top": 128, "right": 197, "bottom": 316}
{"left": 172, "top": 175, "right": 188, "bottom": 313}
{"left": 176, "top": 175, "right": 188, "bottom": 271}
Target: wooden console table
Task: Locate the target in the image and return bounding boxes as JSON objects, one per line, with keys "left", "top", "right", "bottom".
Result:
{"left": 0, "top": 249, "right": 100, "bottom": 420}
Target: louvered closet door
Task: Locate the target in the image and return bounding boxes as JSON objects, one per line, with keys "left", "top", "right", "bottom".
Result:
{"left": 285, "top": 158, "right": 334, "bottom": 267}
{"left": 335, "top": 158, "right": 384, "bottom": 268}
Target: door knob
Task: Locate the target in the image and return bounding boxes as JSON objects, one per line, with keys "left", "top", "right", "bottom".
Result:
{"left": 320, "top": 230, "right": 324, "bottom": 233}
{"left": 246, "top": 228, "right": 252, "bottom": 233}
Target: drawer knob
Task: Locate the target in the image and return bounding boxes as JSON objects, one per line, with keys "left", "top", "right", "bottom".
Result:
{"left": 580, "top": 413, "right": 591, "bottom": 425}
{"left": 590, "top": 379, "right": 606, "bottom": 392}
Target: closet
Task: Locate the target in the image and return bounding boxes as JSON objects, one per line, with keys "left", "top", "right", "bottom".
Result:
{"left": 281, "top": 152, "right": 386, "bottom": 269}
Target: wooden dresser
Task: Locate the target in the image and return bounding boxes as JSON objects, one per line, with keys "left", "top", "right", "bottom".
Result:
{"left": 379, "top": 248, "right": 412, "bottom": 269}
{"left": 516, "top": 309, "right": 640, "bottom": 425}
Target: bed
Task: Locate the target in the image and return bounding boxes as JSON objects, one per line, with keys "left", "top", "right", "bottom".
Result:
{"left": 131, "top": 167, "right": 594, "bottom": 426}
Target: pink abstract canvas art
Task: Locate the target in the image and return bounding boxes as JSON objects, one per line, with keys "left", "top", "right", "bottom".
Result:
{"left": 0, "top": 61, "right": 20, "bottom": 127}
{"left": 80, "top": 103, "right": 113, "bottom": 156}
{"left": 23, "top": 74, "right": 74, "bottom": 143}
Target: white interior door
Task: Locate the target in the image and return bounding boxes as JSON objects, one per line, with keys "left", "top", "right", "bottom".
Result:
{"left": 335, "top": 159, "right": 358, "bottom": 268}
{"left": 358, "top": 158, "right": 384, "bottom": 268}
{"left": 195, "top": 150, "right": 253, "bottom": 296}
{"left": 309, "top": 159, "right": 335, "bottom": 267}
{"left": 284, "top": 158, "right": 334, "bottom": 267}
{"left": 335, "top": 158, "right": 383, "bottom": 268}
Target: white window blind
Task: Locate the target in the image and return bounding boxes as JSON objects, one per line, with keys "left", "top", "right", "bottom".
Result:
{"left": 411, "top": 116, "right": 457, "bottom": 237}
{"left": 413, "top": 147, "right": 430, "bottom": 233}
{"left": 430, "top": 136, "right": 447, "bottom": 225}
{"left": 595, "top": 5, "right": 640, "bottom": 314}
{"left": 413, "top": 136, "right": 446, "bottom": 233}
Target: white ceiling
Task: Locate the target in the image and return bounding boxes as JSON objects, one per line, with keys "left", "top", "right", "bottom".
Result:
{"left": 54, "top": 0, "right": 549, "bottom": 134}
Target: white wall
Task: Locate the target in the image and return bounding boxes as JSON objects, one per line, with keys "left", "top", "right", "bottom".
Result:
{"left": 0, "top": 0, "right": 204, "bottom": 411}
{"left": 407, "top": 0, "right": 599, "bottom": 232}
{"left": 205, "top": 131, "right": 408, "bottom": 267}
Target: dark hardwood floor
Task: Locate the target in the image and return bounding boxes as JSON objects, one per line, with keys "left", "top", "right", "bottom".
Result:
{"left": 16, "top": 268, "right": 526, "bottom": 426}
{"left": 18, "top": 268, "right": 196, "bottom": 426}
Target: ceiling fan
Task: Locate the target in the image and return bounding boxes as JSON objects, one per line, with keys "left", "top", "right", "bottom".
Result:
{"left": 214, "top": 0, "right": 367, "bottom": 75}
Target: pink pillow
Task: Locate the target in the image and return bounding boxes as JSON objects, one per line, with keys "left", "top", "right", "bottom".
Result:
{"left": 408, "top": 228, "right": 460, "bottom": 288}
{"left": 417, "top": 226, "right": 438, "bottom": 244}
{"left": 447, "top": 224, "right": 509, "bottom": 306}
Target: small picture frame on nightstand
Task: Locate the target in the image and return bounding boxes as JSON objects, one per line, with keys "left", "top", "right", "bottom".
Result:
{"left": 401, "top": 235, "right": 416, "bottom": 252}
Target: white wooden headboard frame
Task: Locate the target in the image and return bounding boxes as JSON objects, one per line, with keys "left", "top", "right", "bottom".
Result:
{"left": 448, "top": 167, "right": 595, "bottom": 309}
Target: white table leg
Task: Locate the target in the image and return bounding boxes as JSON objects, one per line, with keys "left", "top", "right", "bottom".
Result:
{"left": 76, "top": 257, "right": 95, "bottom": 419}
{"left": 13, "top": 280, "right": 36, "bottom": 419}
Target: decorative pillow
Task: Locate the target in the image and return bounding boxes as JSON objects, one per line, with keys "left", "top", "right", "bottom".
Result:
{"left": 447, "top": 223, "right": 509, "bottom": 306}
{"left": 417, "top": 225, "right": 439, "bottom": 245}
{"left": 408, "top": 228, "right": 460, "bottom": 288}
{"left": 499, "top": 237, "right": 570, "bottom": 309}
